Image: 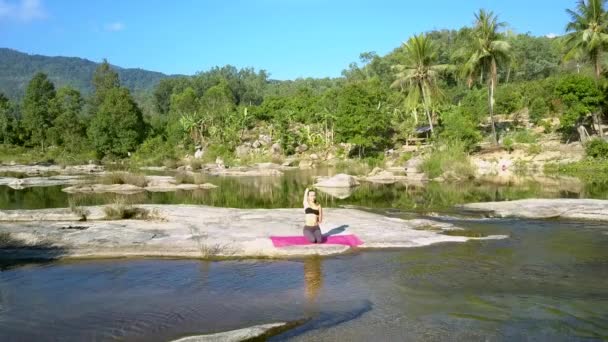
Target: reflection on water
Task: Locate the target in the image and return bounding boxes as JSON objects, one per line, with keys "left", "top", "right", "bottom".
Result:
{"left": 1, "top": 168, "right": 608, "bottom": 211}
{"left": 0, "top": 218, "right": 607, "bottom": 340}
{"left": 303, "top": 257, "right": 323, "bottom": 313}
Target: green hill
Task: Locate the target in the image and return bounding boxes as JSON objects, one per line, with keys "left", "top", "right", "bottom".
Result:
{"left": 0, "top": 48, "right": 178, "bottom": 99}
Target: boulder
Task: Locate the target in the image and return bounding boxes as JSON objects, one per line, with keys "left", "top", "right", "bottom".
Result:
{"left": 271, "top": 143, "right": 282, "bottom": 155}
{"left": 297, "top": 144, "right": 308, "bottom": 153}
{"left": 258, "top": 134, "right": 272, "bottom": 146}
{"left": 310, "top": 153, "right": 319, "bottom": 160}
{"left": 194, "top": 148, "right": 204, "bottom": 159}
{"left": 314, "top": 173, "right": 359, "bottom": 188}
{"left": 299, "top": 159, "right": 313, "bottom": 169}
{"left": 252, "top": 140, "right": 261, "bottom": 149}
{"left": 215, "top": 157, "right": 225, "bottom": 169}
{"left": 235, "top": 144, "right": 251, "bottom": 158}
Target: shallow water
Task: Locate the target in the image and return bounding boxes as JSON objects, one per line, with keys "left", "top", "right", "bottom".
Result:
{"left": 1, "top": 216, "right": 607, "bottom": 341}
{"left": 1, "top": 168, "right": 607, "bottom": 211}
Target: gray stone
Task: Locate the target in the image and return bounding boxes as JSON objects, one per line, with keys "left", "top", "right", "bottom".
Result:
{"left": 459, "top": 199, "right": 608, "bottom": 221}
{"left": 314, "top": 174, "right": 359, "bottom": 188}
{"left": 310, "top": 153, "right": 319, "bottom": 160}
{"left": 0, "top": 205, "right": 507, "bottom": 260}
{"left": 297, "top": 144, "right": 308, "bottom": 153}
{"left": 271, "top": 143, "right": 282, "bottom": 155}
{"left": 171, "top": 322, "right": 287, "bottom": 342}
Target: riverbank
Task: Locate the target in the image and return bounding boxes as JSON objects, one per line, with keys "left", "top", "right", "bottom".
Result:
{"left": 0, "top": 205, "right": 506, "bottom": 260}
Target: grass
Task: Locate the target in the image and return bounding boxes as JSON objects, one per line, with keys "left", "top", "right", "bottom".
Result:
{"left": 545, "top": 159, "right": 608, "bottom": 182}
{"left": 68, "top": 198, "right": 90, "bottom": 221}
{"left": 420, "top": 141, "right": 475, "bottom": 179}
{"left": 98, "top": 172, "right": 148, "bottom": 187}
{"left": 103, "top": 198, "right": 155, "bottom": 220}
{"left": 0, "top": 145, "right": 96, "bottom": 166}
{"left": 512, "top": 130, "right": 538, "bottom": 144}
{"left": 174, "top": 172, "right": 206, "bottom": 184}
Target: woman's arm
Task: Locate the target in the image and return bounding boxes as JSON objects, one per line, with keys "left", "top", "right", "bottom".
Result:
{"left": 303, "top": 188, "right": 309, "bottom": 208}
{"left": 319, "top": 206, "right": 323, "bottom": 224}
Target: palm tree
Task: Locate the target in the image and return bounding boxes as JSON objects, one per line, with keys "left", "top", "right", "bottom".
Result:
{"left": 462, "top": 9, "right": 510, "bottom": 145}
{"left": 564, "top": 0, "right": 608, "bottom": 79}
{"left": 565, "top": 0, "right": 608, "bottom": 137}
{"left": 391, "top": 33, "right": 447, "bottom": 134}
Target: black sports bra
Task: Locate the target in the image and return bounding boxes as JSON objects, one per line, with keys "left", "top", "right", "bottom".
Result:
{"left": 305, "top": 207, "right": 319, "bottom": 215}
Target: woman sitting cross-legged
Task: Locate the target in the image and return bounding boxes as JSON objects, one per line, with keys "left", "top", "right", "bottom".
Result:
{"left": 302, "top": 187, "right": 323, "bottom": 243}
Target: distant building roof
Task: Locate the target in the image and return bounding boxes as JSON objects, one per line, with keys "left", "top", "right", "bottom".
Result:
{"left": 415, "top": 125, "right": 432, "bottom": 134}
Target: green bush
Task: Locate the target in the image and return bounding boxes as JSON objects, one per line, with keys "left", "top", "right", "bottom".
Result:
{"left": 420, "top": 141, "right": 474, "bottom": 179}
{"left": 131, "top": 136, "right": 177, "bottom": 166}
{"left": 439, "top": 106, "right": 482, "bottom": 151}
{"left": 585, "top": 138, "right": 608, "bottom": 159}
{"left": 503, "top": 137, "right": 514, "bottom": 152}
{"left": 512, "top": 130, "right": 538, "bottom": 144}
{"left": 529, "top": 98, "right": 550, "bottom": 124}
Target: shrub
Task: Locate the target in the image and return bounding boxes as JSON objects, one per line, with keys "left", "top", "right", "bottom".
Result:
{"left": 439, "top": 106, "right": 482, "bottom": 151}
{"left": 99, "top": 172, "right": 148, "bottom": 187}
{"left": 174, "top": 172, "right": 205, "bottom": 184}
{"left": 585, "top": 138, "right": 608, "bottom": 159}
{"left": 503, "top": 137, "right": 514, "bottom": 152}
{"left": 420, "top": 141, "right": 474, "bottom": 179}
{"left": 103, "top": 198, "right": 150, "bottom": 220}
{"left": 512, "top": 130, "right": 538, "bottom": 144}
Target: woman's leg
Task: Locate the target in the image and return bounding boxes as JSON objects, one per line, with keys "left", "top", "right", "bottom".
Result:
{"left": 313, "top": 228, "right": 323, "bottom": 243}
{"left": 303, "top": 227, "right": 316, "bottom": 243}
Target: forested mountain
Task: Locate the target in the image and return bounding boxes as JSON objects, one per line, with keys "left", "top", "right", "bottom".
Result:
{"left": 0, "top": 48, "right": 175, "bottom": 99}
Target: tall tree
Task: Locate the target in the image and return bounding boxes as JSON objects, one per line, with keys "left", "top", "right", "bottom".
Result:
{"left": 462, "top": 9, "right": 511, "bottom": 144}
{"left": 88, "top": 87, "right": 145, "bottom": 157}
{"left": 391, "top": 34, "right": 447, "bottom": 134}
{"left": 0, "top": 93, "right": 12, "bottom": 144}
{"left": 50, "top": 86, "right": 86, "bottom": 150}
{"left": 564, "top": 0, "right": 608, "bottom": 79}
{"left": 564, "top": 0, "right": 608, "bottom": 137}
{"left": 91, "top": 59, "right": 120, "bottom": 112}
{"left": 22, "top": 73, "right": 56, "bottom": 150}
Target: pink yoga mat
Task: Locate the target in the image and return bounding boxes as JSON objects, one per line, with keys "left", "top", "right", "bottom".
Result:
{"left": 270, "top": 234, "right": 363, "bottom": 247}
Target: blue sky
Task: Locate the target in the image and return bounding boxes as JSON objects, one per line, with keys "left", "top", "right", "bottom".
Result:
{"left": 1, "top": 0, "right": 573, "bottom": 79}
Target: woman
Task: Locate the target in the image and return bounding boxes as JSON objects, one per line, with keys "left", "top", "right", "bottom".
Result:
{"left": 303, "top": 187, "right": 323, "bottom": 243}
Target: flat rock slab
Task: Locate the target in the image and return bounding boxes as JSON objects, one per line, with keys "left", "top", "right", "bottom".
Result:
{"left": 172, "top": 322, "right": 287, "bottom": 342}
{"left": 458, "top": 199, "right": 608, "bottom": 221}
{"left": 0, "top": 205, "right": 506, "bottom": 260}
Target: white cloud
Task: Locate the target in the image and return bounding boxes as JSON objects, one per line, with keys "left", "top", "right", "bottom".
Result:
{"left": 104, "top": 21, "right": 125, "bottom": 32}
{"left": 545, "top": 33, "right": 559, "bottom": 39}
{"left": 0, "top": 0, "right": 46, "bottom": 21}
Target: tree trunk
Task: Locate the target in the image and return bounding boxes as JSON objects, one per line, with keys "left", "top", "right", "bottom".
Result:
{"left": 420, "top": 85, "right": 434, "bottom": 134}
{"left": 592, "top": 53, "right": 605, "bottom": 138}
{"left": 488, "top": 59, "right": 498, "bottom": 145}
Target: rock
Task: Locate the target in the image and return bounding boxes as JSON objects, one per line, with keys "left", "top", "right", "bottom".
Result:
{"left": 271, "top": 143, "right": 282, "bottom": 155}
{"left": 458, "top": 199, "right": 608, "bottom": 221}
{"left": 0, "top": 205, "right": 507, "bottom": 260}
{"left": 405, "top": 157, "right": 423, "bottom": 174}
{"left": 145, "top": 183, "right": 218, "bottom": 192}
{"left": 215, "top": 157, "right": 225, "bottom": 169}
{"left": 297, "top": 144, "right": 308, "bottom": 153}
{"left": 315, "top": 186, "right": 357, "bottom": 199}
{"left": 235, "top": 145, "right": 251, "bottom": 158}
{"left": 299, "top": 159, "right": 313, "bottom": 169}
{"left": 194, "top": 148, "right": 204, "bottom": 159}
{"left": 209, "top": 168, "right": 283, "bottom": 177}
{"left": 254, "top": 163, "right": 282, "bottom": 169}
{"left": 139, "top": 166, "right": 167, "bottom": 172}
{"left": 0, "top": 175, "right": 84, "bottom": 189}
{"left": 258, "top": 134, "right": 272, "bottom": 146}
{"left": 177, "top": 165, "right": 193, "bottom": 172}
{"left": 252, "top": 140, "right": 261, "bottom": 149}
{"left": 282, "top": 158, "right": 298, "bottom": 167}
{"left": 364, "top": 170, "right": 407, "bottom": 184}
{"left": 62, "top": 184, "right": 145, "bottom": 194}
{"left": 171, "top": 322, "right": 288, "bottom": 342}
{"left": 310, "top": 153, "right": 319, "bottom": 160}
{"left": 314, "top": 174, "right": 359, "bottom": 188}
{"left": 368, "top": 167, "right": 384, "bottom": 177}
{"left": 325, "top": 151, "right": 336, "bottom": 160}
